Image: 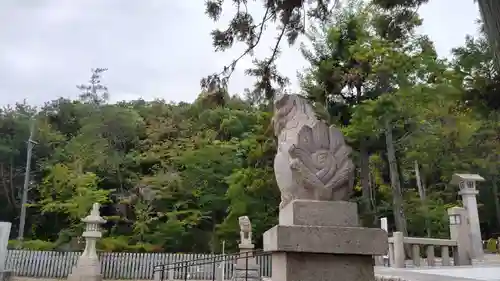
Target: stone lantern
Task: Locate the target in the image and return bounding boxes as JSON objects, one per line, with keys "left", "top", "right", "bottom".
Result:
{"left": 450, "top": 173, "right": 485, "bottom": 260}
{"left": 68, "top": 203, "right": 106, "bottom": 281}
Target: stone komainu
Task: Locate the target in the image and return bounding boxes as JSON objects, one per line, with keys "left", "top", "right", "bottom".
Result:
{"left": 238, "top": 216, "right": 252, "bottom": 242}
{"left": 272, "top": 94, "right": 355, "bottom": 209}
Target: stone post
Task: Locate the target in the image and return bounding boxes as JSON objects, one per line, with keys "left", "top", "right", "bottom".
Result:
{"left": 67, "top": 203, "right": 106, "bottom": 281}
{"left": 263, "top": 200, "right": 387, "bottom": 281}
{"left": 0, "top": 222, "right": 11, "bottom": 272}
{"left": 0, "top": 222, "right": 12, "bottom": 281}
{"left": 374, "top": 217, "right": 388, "bottom": 266}
{"left": 450, "top": 173, "right": 485, "bottom": 260}
{"left": 234, "top": 216, "right": 260, "bottom": 281}
{"left": 391, "top": 231, "right": 405, "bottom": 268}
{"left": 448, "top": 206, "right": 472, "bottom": 266}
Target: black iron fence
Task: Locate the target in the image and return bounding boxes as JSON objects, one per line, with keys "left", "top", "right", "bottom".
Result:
{"left": 153, "top": 250, "right": 272, "bottom": 281}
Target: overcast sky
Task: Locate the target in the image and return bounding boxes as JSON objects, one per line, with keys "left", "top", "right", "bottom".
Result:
{"left": 0, "top": 0, "right": 481, "bottom": 107}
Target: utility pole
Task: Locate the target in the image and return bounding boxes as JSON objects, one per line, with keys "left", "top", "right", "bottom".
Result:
{"left": 17, "top": 118, "right": 37, "bottom": 242}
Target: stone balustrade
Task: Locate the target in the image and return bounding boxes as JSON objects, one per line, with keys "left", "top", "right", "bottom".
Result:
{"left": 388, "top": 232, "right": 459, "bottom": 268}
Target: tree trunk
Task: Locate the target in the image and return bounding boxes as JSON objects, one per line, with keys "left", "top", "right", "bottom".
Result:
{"left": 477, "top": 0, "right": 500, "bottom": 69}
{"left": 359, "top": 140, "right": 374, "bottom": 226}
{"left": 384, "top": 118, "right": 408, "bottom": 235}
{"left": 0, "top": 162, "right": 15, "bottom": 210}
{"left": 414, "top": 160, "right": 431, "bottom": 237}
{"left": 492, "top": 178, "right": 500, "bottom": 229}
{"left": 414, "top": 161, "right": 425, "bottom": 200}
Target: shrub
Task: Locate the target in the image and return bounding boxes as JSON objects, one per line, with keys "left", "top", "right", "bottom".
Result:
{"left": 97, "top": 236, "right": 162, "bottom": 252}
{"left": 486, "top": 238, "right": 498, "bottom": 253}
{"left": 128, "top": 243, "right": 163, "bottom": 253}
{"left": 97, "top": 236, "right": 131, "bottom": 252}
{"left": 8, "top": 239, "right": 56, "bottom": 250}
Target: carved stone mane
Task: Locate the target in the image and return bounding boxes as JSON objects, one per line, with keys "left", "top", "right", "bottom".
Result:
{"left": 272, "top": 94, "right": 317, "bottom": 138}
{"left": 272, "top": 94, "right": 355, "bottom": 209}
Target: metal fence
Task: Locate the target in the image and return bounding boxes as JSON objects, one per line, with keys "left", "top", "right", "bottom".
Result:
{"left": 5, "top": 250, "right": 272, "bottom": 280}
{"left": 154, "top": 250, "right": 271, "bottom": 281}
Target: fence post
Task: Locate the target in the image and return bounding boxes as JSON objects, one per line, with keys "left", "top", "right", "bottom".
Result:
{"left": 392, "top": 231, "right": 405, "bottom": 268}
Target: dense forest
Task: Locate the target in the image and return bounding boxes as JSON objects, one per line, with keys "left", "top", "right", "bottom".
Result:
{"left": 1, "top": 2, "right": 499, "bottom": 253}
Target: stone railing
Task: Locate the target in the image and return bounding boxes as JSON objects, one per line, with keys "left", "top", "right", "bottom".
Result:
{"left": 388, "top": 232, "right": 458, "bottom": 268}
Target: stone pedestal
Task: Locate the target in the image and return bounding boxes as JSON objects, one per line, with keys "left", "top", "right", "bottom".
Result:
{"left": 233, "top": 263, "right": 260, "bottom": 281}
{"left": 263, "top": 200, "right": 387, "bottom": 281}
{"left": 67, "top": 256, "right": 102, "bottom": 281}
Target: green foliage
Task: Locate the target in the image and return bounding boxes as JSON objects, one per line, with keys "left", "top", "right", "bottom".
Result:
{"left": 37, "top": 163, "right": 111, "bottom": 220}
{"left": 485, "top": 238, "right": 498, "bottom": 253}
{"left": 97, "top": 236, "right": 161, "bottom": 252}
{"left": 8, "top": 239, "right": 56, "bottom": 250}
{"left": 299, "top": 1, "right": 500, "bottom": 236}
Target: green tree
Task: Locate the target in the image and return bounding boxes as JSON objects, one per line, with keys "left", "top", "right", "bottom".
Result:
{"left": 203, "top": 0, "right": 500, "bottom": 97}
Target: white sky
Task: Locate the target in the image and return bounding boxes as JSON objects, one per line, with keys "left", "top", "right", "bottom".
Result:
{"left": 0, "top": 0, "right": 481, "bottom": 107}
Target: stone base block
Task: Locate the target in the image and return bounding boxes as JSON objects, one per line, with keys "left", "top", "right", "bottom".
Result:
{"left": 67, "top": 259, "right": 103, "bottom": 281}
{"left": 0, "top": 271, "right": 12, "bottom": 281}
{"left": 272, "top": 252, "right": 375, "bottom": 281}
{"left": 279, "top": 200, "right": 359, "bottom": 227}
{"left": 233, "top": 264, "right": 261, "bottom": 281}
{"left": 264, "top": 200, "right": 388, "bottom": 281}
{"left": 264, "top": 225, "right": 387, "bottom": 255}
{"left": 239, "top": 243, "right": 255, "bottom": 250}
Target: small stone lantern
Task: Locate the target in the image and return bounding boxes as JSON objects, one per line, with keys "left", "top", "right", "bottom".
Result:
{"left": 68, "top": 203, "right": 106, "bottom": 281}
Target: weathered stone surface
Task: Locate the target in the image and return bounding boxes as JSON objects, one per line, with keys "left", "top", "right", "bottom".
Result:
{"left": 238, "top": 243, "right": 255, "bottom": 250}
{"left": 233, "top": 264, "right": 260, "bottom": 281}
{"left": 264, "top": 199, "right": 388, "bottom": 281}
{"left": 263, "top": 225, "right": 387, "bottom": 255}
{"left": 0, "top": 271, "right": 12, "bottom": 281}
{"left": 279, "top": 200, "right": 359, "bottom": 227}
{"left": 67, "top": 256, "right": 103, "bottom": 281}
{"left": 272, "top": 94, "right": 355, "bottom": 209}
{"left": 238, "top": 216, "right": 253, "bottom": 246}
{"left": 272, "top": 253, "right": 375, "bottom": 281}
